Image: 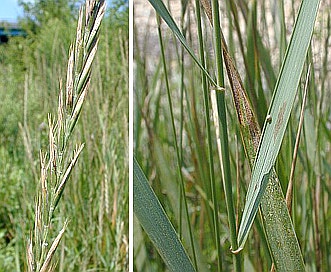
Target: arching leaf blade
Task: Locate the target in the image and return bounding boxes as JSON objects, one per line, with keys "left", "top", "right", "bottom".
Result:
{"left": 147, "top": 0, "right": 217, "bottom": 86}
{"left": 237, "top": 0, "right": 321, "bottom": 251}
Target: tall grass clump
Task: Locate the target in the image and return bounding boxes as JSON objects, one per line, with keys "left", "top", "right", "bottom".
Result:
{"left": 134, "top": 0, "right": 328, "bottom": 271}
{"left": 0, "top": 0, "right": 128, "bottom": 270}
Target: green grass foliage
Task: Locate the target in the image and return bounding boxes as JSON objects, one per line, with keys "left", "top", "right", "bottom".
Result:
{"left": 134, "top": 0, "right": 330, "bottom": 271}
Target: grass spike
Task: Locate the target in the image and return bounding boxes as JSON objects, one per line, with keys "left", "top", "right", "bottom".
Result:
{"left": 27, "top": 0, "right": 106, "bottom": 269}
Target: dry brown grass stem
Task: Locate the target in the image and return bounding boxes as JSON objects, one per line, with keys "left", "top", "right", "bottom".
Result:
{"left": 286, "top": 65, "right": 311, "bottom": 213}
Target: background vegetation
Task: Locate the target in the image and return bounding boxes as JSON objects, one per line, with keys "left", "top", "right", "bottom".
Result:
{"left": 0, "top": 0, "right": 128, "bottom": 270}
{"left": 134, "top": 0, "right": 330, "bottom": 271}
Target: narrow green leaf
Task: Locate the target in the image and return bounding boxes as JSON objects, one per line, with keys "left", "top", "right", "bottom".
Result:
{"left": 199, "top": 1, "right": 305, "bottom": 269}
{"left": 222, "top": 25, "right": 305, "bottom": 272}
{"left": 237, "top": 0, "right": 321, "bottom": 250}
{"left": 133, "top": 156, "right": 196, "bottom": 272}
{"left": 147, "top": 0, "right": 217, "bottom": 86}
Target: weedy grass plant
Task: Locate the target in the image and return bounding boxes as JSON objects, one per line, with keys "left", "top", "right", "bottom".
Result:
{"left": 0, "top": 0, "right": 128, "bottom": 271}
{"left": 134, "top": 0, "right": 330, "bottom": 271}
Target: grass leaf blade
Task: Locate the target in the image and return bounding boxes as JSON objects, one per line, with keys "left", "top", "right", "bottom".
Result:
{"left": 223, "top": 44, "right": 305, "bottom": 270}
{"left": 133, "top": 156, "right": 196, "bottom": 272}
{"left": 200, "top": 1, "right": 305, "bottom": 268}
{"left": 147, "top": 0, "right": 216, "bottom": 86}
{"left": 237, "top": 0, "right": 321, "bottom": 250}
